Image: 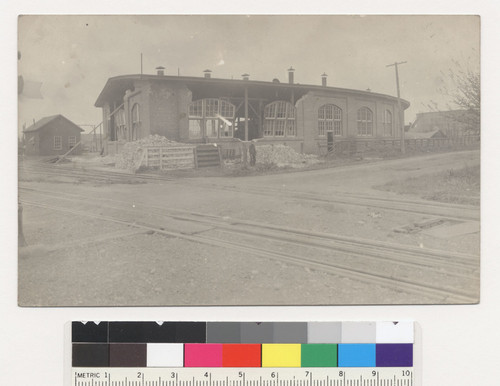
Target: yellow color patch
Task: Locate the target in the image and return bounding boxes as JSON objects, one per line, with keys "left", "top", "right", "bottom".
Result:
{"left": 262, "top": 344, "right": 301, "bottom": 367}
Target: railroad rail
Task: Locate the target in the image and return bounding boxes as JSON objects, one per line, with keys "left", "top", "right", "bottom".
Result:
{"left": 195, "top": 183, "right": 479, "bottom": 222}
{"left": 19, "top": 161, "right": 479, "bottom": 222}
{"left": 19, "top": 186, "right": 479, "bottom": 304}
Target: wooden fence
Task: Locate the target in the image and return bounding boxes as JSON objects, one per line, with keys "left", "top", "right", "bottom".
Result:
{"left": 319, "top": 135, "right": 480, "bottom": 157}
{"left": 142, "top": 146, "right": 195, "bottom": 170}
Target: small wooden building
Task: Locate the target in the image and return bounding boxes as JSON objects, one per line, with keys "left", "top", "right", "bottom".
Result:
{"left": 23, "top": 115, "right": 84, "bottom": 156}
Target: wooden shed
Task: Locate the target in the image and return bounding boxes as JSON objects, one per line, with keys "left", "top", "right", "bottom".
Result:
{"left": 23, "top": 115, "right": 84, "bottom": 156}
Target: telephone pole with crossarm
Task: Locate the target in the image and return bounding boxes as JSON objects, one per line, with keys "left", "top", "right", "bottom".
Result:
{"left": 386, "top": 61, "right": 407, "bottom": 154}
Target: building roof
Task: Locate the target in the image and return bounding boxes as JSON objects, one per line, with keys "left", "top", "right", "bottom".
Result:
{"left": 405, "top": 129, "right": 446, "bottom": 139}
{"left": 94, "top": 74, "right": 411, "bottom": 109}
{"left": 410, "top": 109, "right": 478, "bottom": 132}
{"left": 23, "top": 114, "right": 84, "bottom": 133}
{"left": 414, "top": 109, "right": 472, "bottom": 118}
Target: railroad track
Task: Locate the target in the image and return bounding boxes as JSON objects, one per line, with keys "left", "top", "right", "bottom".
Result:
{"left": 19, "top": 186, "right": 479, "bottom": 304}
{"left": 19, "top": 161, "right": 479, "bottom": 222}
{"left": 18, "top": 162, "right": 176, "bottom": 184}
{"left": 194, "top": 183, "right": 480, "bottom": 222}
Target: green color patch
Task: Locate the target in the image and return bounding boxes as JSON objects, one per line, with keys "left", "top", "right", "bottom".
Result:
{"left": 301, "top": 344, "right": 337, "bottom": 367}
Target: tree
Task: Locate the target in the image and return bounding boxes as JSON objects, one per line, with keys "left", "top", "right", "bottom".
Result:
{"left": 447, "top": 65, "right": 480, "bottom": 130}
{"left": 430, "top": 63, "right": 480, "bottom": 135}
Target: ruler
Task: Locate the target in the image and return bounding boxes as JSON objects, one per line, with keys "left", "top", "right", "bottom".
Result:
{"left": 72, "top": 367, "right": 415, "bottom": 386}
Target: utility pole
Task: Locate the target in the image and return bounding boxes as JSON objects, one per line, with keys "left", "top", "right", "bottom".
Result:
{"left": 242, "top": 86, "right": 249, "bottom": 166}
{"left": 244, "top": 86, "right": 249, "bottom": 142}
{"left": 386, "top": 61, "right": 407, "bottom": 154}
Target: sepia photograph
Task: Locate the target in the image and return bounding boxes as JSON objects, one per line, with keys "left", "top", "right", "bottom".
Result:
{"left": 17, "top": 15, "right": 480, "bottom": 306}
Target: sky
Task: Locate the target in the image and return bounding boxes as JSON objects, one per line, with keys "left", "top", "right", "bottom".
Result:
{"left": 18, "top": 15, "right": 479, "bottom": 134}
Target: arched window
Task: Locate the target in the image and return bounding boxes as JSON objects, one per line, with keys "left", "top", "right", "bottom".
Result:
{"left": 318, "top": 104, "right": 342, "bottom": 136}
{"left": 264, "top": 101, "right": 296, "bottom": 137}
{"left": 383, "top": 109, "right": 393, "bottom": 137}
{"left": 188, "top": 98, "right": 235, "bottom": 139}
{"left": 131, "top": 103, "right": 141, "bottom": 141}
{"left": 357, "top": 107, "right": 373, "bottom": 136}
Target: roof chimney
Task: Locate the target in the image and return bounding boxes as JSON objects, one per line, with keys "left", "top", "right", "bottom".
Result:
{"left": 242, "top": 73, "right": 250, "bottom": 81}
{"left": 203, "top": 69, "right": 212, "bottom": 79}
{"left": 156, "top": 66, "right": 165, "bottom": 76}
{"left": 321, "top": 73, "right": 328, "bottom": 87}
{"left": 288, "top": 67, "right": 295, "bottom": 84}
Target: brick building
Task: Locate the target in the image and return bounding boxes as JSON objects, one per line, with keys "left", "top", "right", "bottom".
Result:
{"left": 95, "top": 68, "right": 410, "bottom": 155}
{"left": 23, "top": 115, "right": 83, "bottom": 156}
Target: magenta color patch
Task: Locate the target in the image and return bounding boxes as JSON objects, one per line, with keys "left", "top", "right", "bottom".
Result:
{"left": 184, "top": 344, "right": 223, "bottom": 367}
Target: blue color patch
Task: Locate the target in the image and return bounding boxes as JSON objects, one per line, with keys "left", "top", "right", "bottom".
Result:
{"left": 338, "top": 344, "right": 376, "bottom": 367}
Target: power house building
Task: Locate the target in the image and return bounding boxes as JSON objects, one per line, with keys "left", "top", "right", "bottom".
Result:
{"left": 95, "top": 68, "right": 410, "bottom": 155}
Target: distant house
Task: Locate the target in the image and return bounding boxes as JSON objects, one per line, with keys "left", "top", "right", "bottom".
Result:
{"left": 23, "top": 115, "right": 84, "bottom": 156}
{"left": 410, "top": 110, "right": 479, "bottom": 138}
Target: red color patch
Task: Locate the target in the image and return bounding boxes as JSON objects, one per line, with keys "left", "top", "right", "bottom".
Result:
{"left": 223, "top": 344, "right": 261, "bottom": 367}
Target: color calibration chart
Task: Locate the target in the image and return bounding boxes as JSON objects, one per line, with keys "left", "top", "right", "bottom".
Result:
{"left": 71, "top": 321, "right": 418, "bottom": 386}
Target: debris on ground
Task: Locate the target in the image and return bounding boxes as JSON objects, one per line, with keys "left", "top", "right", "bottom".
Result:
{"left": 68, "top": 155, "right": 116, "bottom": 167}
{"left": 44, "top": 156, "right": 70, "bottom": 164}
{"left": 394, "top": 218, "right": 448, "bottom": 234}
{"left": 256, "top": 144, "right": 320, "bottom": 167}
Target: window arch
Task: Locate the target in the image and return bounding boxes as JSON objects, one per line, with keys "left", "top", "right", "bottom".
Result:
{"left": 318, "top": 104, "right": 342, "bottom": 136}
{"left": 357, "top": 107, "right": 373, "bottom": 136}
{"left": 131, "top": 103, "right": 141, "bottom": 141}
{"left": 264, "top": 101, "right": 296, "bottom": 137}
{"left": 383, "top": 109, "right": 393, "bottom": 137}
{"left": 188, "top": 98, "right": 236, "bottom": 139}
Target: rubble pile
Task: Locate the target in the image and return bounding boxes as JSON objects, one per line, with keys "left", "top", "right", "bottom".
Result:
{"left": 115, "top": 135, "right": 190, "bottom": 171}
{"left": 256, "top": 144, "right": 319, "bottom": 167}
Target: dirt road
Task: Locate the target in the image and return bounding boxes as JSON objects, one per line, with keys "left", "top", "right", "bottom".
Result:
{"left": 18, "top": 150, "right": 480, "bottom": 306}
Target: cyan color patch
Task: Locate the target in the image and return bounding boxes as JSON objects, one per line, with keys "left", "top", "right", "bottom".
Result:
{"left": 338, "top": 344, "right": 376, "bottom": 367}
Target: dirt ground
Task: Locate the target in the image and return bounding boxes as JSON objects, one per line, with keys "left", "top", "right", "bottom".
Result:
{"left": 18, "top": 149, "right": 480, "bottom": 306}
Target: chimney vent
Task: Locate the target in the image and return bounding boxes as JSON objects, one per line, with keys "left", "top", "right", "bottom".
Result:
{"left": 203, "top": 69, "right": 212, "bottom": 79}
{"left": 288, "top": 67, "right": 295, "bottom": 84}
{"left": 242, "top": 73, "right": 250, "bottom": 81}
{"left": 156, "top": 66, "right": 165, "bottom": 76}
{"left": 321, "top": 73, "right": 328, "bottom": 87}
